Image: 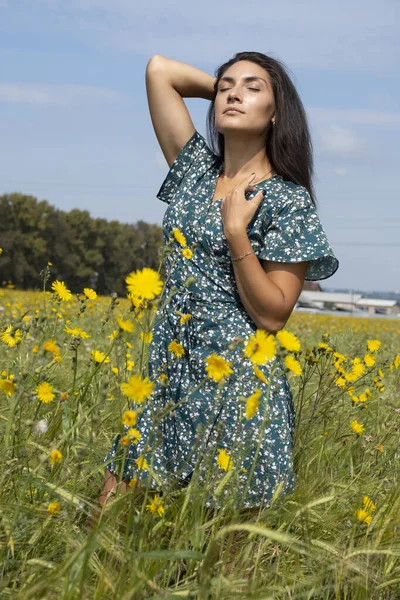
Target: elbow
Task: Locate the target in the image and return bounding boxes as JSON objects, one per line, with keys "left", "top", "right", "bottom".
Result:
{"left": 255, "top": 315, "right": 287, "bottom": 334}
{"left": 146, "top": 54, "right": 165, "bottom": 73}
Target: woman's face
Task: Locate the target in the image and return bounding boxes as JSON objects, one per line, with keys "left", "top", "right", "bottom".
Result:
{"left": 214, "top": 60, "right": 275, "bottom": 138}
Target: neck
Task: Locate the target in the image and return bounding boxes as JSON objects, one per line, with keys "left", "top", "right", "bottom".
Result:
{"left": 221, "top": 132, "right": 273, "bottom": 181}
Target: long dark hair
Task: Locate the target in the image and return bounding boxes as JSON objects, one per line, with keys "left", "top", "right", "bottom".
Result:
{"left": 206, "top": 51, "right": 316, "bottom": 206}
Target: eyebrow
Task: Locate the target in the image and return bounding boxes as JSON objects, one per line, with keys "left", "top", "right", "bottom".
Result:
{"left": 219, "top": 76, "right": 268, "bottom": 85}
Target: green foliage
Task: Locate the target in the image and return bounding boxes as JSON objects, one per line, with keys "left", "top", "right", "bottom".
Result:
{"left": 0, "top": 193, "right": 164, "bottom": 294}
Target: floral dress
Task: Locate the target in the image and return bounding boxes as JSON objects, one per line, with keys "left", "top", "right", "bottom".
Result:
{"left": 104, "top": 130, "right": 339, "bottom": 509}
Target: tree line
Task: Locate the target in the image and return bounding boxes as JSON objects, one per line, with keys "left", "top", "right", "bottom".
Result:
{"left": 0, "top": 193, "right": 164, "bottom": 296}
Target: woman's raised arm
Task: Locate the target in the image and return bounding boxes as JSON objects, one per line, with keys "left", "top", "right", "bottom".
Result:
{"left": 146, "top": 54, "right": 216, "bottom": 167}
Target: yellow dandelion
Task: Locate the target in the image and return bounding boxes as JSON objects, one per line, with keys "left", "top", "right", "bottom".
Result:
{"left": 83, "top": 287, "right": 97, "bottom": 300}
{"left": 276, "top": 330, "right": 301, "bottom": 353}
{"left": 181, "top": 248, "right": 193, "bottom": 260}
{"left": 91, "top": 350, "right": 110, "bottom": 364}
{"left": 126, "top": 360, "right": 135, "bottom": 371}
{"left": 350, "top": 419, "right": 365, "bottom": 435}
{"left": 141, "top": 331, "right": 153, "bottom": 343}
{"left": 393, "top": 354, "right": 400, "bottom": 369}
{"left": 0, "top": 379, "right": 16, "bottom": 396}
{"left": 362, "top": 495, "right": 376, "bottom": 512}
{"left": 376, "top": 443, "right": 384, "bottom": 453}
{"left": 120, "top": 435, "right": 129, "bottom": 446}
{"left": 125, "top": 268, "right": 163, "bottom": 300}
{"left": 122, "top": 409, "right": 137, "bottom": 426}
{"left": 47, "top": 501, "right": 61, "bottom": 515}
{"left": 32, "top": 345, "right": 39, "bottom": 354}
{"left": 244, "top": 329, "right": 276, "bottom": 365}
{"left": 159, "top": 373, "right": 169, "bottom": 386}
{"left": 49, "top": 448, "right": 62, "bottom": 465}
{"left": 217, "top": 448, "right": 234, "bottom": 471}
{"left": 64, "top": 326, "right": 90, "bottom": 339}
{"left": 172, "top": 228, "right": 187, "bottom": 246}
{"left": 168, "top": 339, "right": 185, "bottom": 357}
{"left": 284, "top": 355, "right": 303, "bottom": 376}
{"left": 179, "top": 313, "right": 192, "bottom": 325}
{"left": 108, "top": 329, "right": 118, "bottom": 340}
{"left": 112, "top": 367, "right": 119, "bottom": 375}
{"left": 1, "top": 325, "right": 22, "bottom": 347}
{"left": 253, "top": 365, "right": 269, "bottom": 385}
{"left": 367, "top": 339, "right": 381, "bottom": 353}
{"left": 335, "top": 376, "right": 346, "bottom": 387}
{"left": 128, "top": 478, "right": 138, "bottom": 488}
{"left": 355, "top": 508, "right": 372, "bottom": 525}
{"left": 121, "top": 374, "right": 154, "bottom": 403}
{"left": 51, "top": 280, "right": 72, "bottom": 301}
{"left": 364, "top": 354, "right": 376, "bottom": 367}
{"left": 117, "top": 317, "right": 135, "bottom": 332}
{"left": 245, "top": 388, "right": 262, "bottom": 419}
{"left": 37, "top": 382, "right": 55, "bottom": 403}
{"left": 127, "top": 428, "right": 141, "bottom": 443}
{"left": 135, "top": 456, "right": 149, "bottom": 470}
{"left": 146, "top": 494, "right": 165, "bottom": 517}
{"left": 43, "top": 339, "right": 60, "bottom": 355}
{"left": 204, "top": 353, "right": 233, "bottom": 382}
{"left": 378, "top": 368, "right": 385, "bottom": 379}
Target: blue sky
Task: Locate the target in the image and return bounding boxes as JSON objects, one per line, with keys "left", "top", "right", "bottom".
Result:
{"left": 1, "top": 0, "right": 399, "bottom": 292}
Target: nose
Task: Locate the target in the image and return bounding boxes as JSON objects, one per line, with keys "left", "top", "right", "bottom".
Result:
{"left": 227, "top": 88, "right": 242, "bottom": 102}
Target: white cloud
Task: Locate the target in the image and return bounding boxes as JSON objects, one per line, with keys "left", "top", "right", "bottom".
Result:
{"left": 0, "top": 83, "right": 121, "bottom": 106}
{"left": 316, "top": 126, "right": 360, "bottom": 156}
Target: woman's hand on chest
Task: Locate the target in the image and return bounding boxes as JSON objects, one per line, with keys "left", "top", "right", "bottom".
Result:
{"left": 221, "top": 173, "right": 266, "bottom": 241}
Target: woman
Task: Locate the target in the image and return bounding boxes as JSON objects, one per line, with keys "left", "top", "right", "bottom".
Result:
{"left": 99, "top": 51, "right": 339, "bottom": 510}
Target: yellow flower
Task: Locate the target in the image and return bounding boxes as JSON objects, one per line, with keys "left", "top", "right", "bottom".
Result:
{"left": 126, "top": 360, "right": 135, "bottom": 371}
{"left": 37, "top": 382, "right": 55, "bottom": 403}
{"left": 127, "top": 428, "right": 141, "bottom": 443}
{"left": 121, "top": 374, "right": 154, "bottom": 403}
{"left": 125, "top": 268, "right": 163, "bottom": 300}
{"left": 393, "top": 354, "right": 400, "bottom": 369}
{"left": 364, "top": 354, "right": 376, "bottom": 367}
{"left": 245, "top": 388, "right": 262, "bottom": 419}
{"left": 172, "top": 228, "right": 187, "bottom": 247}
{"left": 0, "top": 379, "right": 16, "bottom": 396}
{"left": 128, "top": 478, "right": 138, "bottom": 488}
{"left": 91, "top": 350, "right": 110, "bottom": 364}
{"left": 32, "top": 345, "right": 39, "bottom": 354}
{"left": 362, "top": 495, "right": 376, "bottom": 512}
{"left": 376, "top": 443, "right": 384, "bottom": 453}
{"left": 140, "top": 331, "right": 153, "bottom": 343}
{"left": 355, "top": 508, "right": 372, "bottom": 525}
{"left": 367, "top": 339, "right": 381, "bottom": 353}
{"left": 217, "top": 448, "right": 234, "bottom": 471}
{"left": 253, "top": 365, "right": 269, "bottom": 385}
{"left": 120, "top": 435, "right": 129, "bottom": 446}
{"left": 135, "top": 456, "right": 149, "bottom": 470}
{"left": 179, "top": 313, "right": 192, "bottom": 325}
{"left": 64, "top": 326, "right": 90, "bottom": 339}
{"left": 108, "top": 329, "right": 118, "bottom": 340}
{"left": 146, "top": 494, "right": 165, "bottom": 517}
{"left": 83, "top": 287, "right": 97, "bottom": 300}
{"left": 117, "top": 317, "right": 135, "bottom": 332}
{"left": 159, "top": 373, "right": 169, "bottom": 386}
{"left": 1, "top": 325, "right": 22, "bottom": 347}
{"left": 49, "top": 448, "right": 62, "bottom": 465}
{"left": 276, "top": 330, "right": 301, "bottom": 353}
{"left": 112, "top": 367, "right": 119, "bottom": 375}
{"left": 51, "top": 280, "right": 72, "bottom": 301}
{"left": 244, "top": 330, "right": 276, "bottom": 365}
{"left": 43, "top": 339, "right": 60, "bottom": 355}
{"left": 168, "top": 339, "right": 185, "bottom": 358}
{"left": 47, "top": 501, "right": 61, "bottom": 515}
{"left": 0, "top": 248, "right": 2, "bottom": 254}
{"left": 378, "top": 368, "right": 384, "bottom": 379}
{"left": 350, "top": 419, "right": 365, "bottom": 435}
{"left": 181, "top": 248, "right": 193, "bottom": 259}
{"left": 335, "top": 376, "right": 346, "bottom": 387}
{"left": 122, "top": 410, "right": 137, "bottom": 426}
{"left": 284, "top": 355, "right": 303, "bottom": 376}
{"left": 318, "top": 342, "right": 332, "bottom": 353}
{"left": 204, "top": 353, "right": 233, "bottom": 382}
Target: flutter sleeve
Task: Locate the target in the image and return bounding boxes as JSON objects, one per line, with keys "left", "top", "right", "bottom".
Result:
{"left": 258, "top": 186, "right": 339, "bottom": 281}
{"left": 156, "top": 130, "right": 217, "bottom": 205}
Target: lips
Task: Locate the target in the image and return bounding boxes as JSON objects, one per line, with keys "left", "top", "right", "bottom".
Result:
{"left": 223, "top": 107, "right": 244, "bottom": 114}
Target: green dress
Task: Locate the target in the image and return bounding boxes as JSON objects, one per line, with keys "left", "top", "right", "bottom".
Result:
{"left": 104, "top": 130, "right": 339, "bottom": 508}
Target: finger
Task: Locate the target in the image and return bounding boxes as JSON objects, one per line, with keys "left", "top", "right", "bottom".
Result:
{"left": 235, "top": 172, "right": 256, "bottom": 190}
{"left": 250, "top": 189, "right": 267, "bottom": 205}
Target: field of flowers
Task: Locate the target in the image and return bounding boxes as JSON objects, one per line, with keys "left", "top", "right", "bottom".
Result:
{"left": 1, "top": 260, "right": 400, "bottom": 599}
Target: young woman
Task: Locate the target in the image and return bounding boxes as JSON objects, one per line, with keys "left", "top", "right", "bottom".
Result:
{"left": 99, "top": 51, "right": 339, "bottom": 510}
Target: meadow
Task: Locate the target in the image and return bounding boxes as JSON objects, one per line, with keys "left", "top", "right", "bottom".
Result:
{"left": 0, "top": 263, "right": 399, "bottom": 599}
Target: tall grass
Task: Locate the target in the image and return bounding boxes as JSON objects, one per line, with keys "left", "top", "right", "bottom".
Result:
{"left": 0, "top": 277, "right": 399, "bottom": 599}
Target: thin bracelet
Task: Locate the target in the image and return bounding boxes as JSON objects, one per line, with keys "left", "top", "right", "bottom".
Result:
{"left": 231, "top": 250, "right": 255, "bottom": 262}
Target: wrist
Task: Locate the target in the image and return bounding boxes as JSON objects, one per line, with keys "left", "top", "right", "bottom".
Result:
{"left": 223, "top": 226, "right": 247, "bottom": 242}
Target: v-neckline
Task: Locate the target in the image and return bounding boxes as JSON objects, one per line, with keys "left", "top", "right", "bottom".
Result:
{"left": 208, "top": 164, "right": 279, "bottom": 209}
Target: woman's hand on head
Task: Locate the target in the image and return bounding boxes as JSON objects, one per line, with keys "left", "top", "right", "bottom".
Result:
{"left": 221, "top": 173, "right": 266, "bottom": 240}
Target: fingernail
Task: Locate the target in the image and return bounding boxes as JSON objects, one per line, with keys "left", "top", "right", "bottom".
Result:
{"left": 261, "top": 188, "right": 267, "bottom": 195}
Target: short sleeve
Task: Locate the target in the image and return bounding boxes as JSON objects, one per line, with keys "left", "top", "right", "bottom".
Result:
{"left": 258, "top": 186, "right": 339, "bottom": 281}
{"left": 156, "top": 130, "right": 216, "bottom": 205}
